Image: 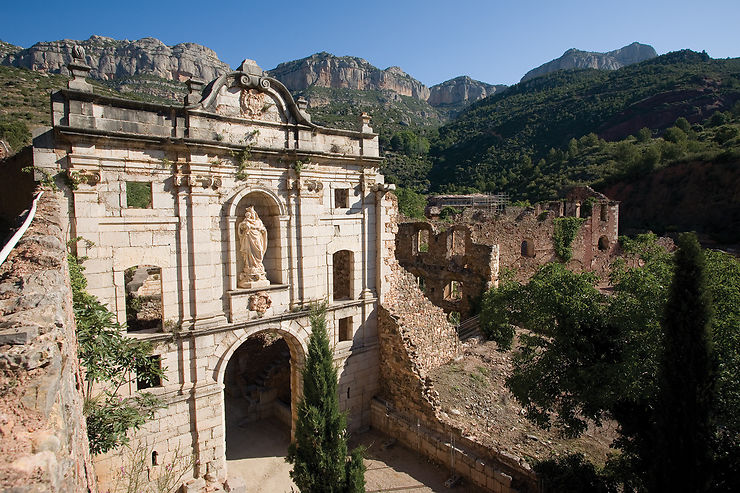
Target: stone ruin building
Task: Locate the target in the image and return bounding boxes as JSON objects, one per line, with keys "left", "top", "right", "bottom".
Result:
{"left": 397, "top": 187, "right": 620, "bottom": 320}
{"left": 0, "top": 52, "right": 540, "bottom": 492}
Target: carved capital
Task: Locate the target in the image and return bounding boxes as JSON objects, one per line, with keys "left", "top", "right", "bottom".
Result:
{"left": 175, "top": 174, "right": 221, "bottom": 190}
{"left": 304, "top": 179, "right": 324, "bottom": 193}
{"left": 68, "top": 169, "right": 101, "bottom": 187}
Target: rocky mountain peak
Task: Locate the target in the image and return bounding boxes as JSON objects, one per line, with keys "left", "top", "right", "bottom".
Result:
{"left": 266, "top": 52, "right": 430, "bottom": 100}
{"left": 1, "top": 36, "right": 231, "bottom": 82}
{"left": 521, "top": 42, "right": 657, "bottom": 82}
{"left": 428, "top": 76, "right": 507, "bottom": 108}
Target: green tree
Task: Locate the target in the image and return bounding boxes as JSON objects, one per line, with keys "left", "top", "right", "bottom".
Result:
{"left": 287, "top": 305, "right": 365, "bottom": 492}
{"left": 69, "top": 249, "right": 165, "bottom": 455}
{"left": 653, "top": 233, "right": 715, "bottom": 492}
{"left": 636, "top": 127, "right": 652, "bottom": 143}
{"left": 394, "top": 187, "right": 426, "bottom": 219}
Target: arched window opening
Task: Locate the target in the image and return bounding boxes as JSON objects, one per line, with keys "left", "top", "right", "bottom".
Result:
{"left": 521, "top": 240, "right": 535, "bottom": 258}
{"left": 598, "top": 236, "right": 609, "bottom": 251}
{"left": 125, "top": 265, "right": 163, "bottom": 332}
{"left": 333, "top": 250, "right": 353, "bottom": 301}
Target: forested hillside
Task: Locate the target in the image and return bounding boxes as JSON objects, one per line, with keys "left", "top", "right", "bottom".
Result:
{"left": 428, "top": 51, "right": 740, "bottom": 198}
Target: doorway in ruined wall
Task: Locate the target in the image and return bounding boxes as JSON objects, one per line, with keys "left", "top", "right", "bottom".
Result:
{"left": 223, "top": 329, "right": 302, "bottom": 486}
{"left": 234, "top": 192, "right": 283, "bottom": 285}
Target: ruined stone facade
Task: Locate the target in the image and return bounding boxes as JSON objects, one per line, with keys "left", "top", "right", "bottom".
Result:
{"left": 397, "top": 188, "right": 619, "bottom": 319}
{"left": 28, "top": 57, "right": 396, "bottom": 490}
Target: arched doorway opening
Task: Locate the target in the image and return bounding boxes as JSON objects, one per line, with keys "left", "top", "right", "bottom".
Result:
{"left": 222, "top": 328, "right": 304, "bottom": 489}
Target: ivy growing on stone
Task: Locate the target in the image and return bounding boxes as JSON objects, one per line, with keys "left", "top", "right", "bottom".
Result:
{"left": 552, "top": 217, "right": 585, "bottom": 262}
{"left": 68, "top": 240, "right": 165, "bottom": 455}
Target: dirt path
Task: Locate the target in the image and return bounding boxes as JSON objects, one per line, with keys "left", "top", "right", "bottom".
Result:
{"left": 225, "top": 418, "right": 484, "bottom": 492}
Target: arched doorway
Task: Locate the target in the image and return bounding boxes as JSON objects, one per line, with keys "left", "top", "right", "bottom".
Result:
{"left": 221, "top": 328, "right": 305, "bottom": 489}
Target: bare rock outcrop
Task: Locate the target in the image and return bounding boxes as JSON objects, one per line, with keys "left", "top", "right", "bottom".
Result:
{"left": 428, "top": 75, "right": 507, "bottom": 106}
{"left": 2, "top": 35, "right": 231, "bottom": 82}
{"left": 267, "top": 52, "right": 430, "bottom": 100}
{"left": 521, "top": 41, "right": 657, "bottom": 82}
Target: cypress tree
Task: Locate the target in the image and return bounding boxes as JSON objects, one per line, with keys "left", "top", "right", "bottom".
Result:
{"left": 653, "top": 233, "right": 714, "bottom": 492}
{"left": 287, "top": 304, "right": 365, "bottom": 493}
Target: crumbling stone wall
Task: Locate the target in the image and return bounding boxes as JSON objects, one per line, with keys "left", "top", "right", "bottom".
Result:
{"left": 0, "top": 188, "right": 96, "bottom": 492}
{"left": 397, "top": 187, "right": 620, "bottom": 319}
{"left": 377, "top": 193, "right": 537, "bottom": 492}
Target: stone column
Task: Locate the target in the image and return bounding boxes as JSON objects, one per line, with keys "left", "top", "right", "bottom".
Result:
{"left": 178, "top": 161, "right": 226, "bottom": 328}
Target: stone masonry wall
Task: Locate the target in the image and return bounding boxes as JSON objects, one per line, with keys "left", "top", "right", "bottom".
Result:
{"left": 377, "top": 193, "right": 537, "bottom": 492}
{"left": 0, "top": 188, "right": 96, "bottom": 492}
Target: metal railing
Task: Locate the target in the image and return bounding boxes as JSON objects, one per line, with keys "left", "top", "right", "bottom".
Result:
{"left": 0, "top": 191, "right": 44, "bottom": 268}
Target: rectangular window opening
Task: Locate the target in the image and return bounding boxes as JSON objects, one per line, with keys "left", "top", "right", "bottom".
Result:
{"left": 126, "top": 181, "right": 152, "bottom": 209}
{"left": 417, "top": 230, "right": 429, "bottom": 253}
{"left": 334, "top": 188, "right": 349, "bottom": 209}
{"left": 339, "top": 317, "right": 352, "bottom": 342}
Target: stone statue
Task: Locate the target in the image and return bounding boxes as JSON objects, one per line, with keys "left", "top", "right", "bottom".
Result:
{"left": 237, "top": 206, "right": 268, "bottom": 288}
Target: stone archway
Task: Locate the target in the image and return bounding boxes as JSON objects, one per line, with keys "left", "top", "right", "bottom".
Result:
{"left": 217, "top": 325, "right": 307, "bottom": 488}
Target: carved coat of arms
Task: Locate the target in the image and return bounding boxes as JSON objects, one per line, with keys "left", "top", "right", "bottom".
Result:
{"left": 240, "top": 89, "right": 268, "bottom": 118}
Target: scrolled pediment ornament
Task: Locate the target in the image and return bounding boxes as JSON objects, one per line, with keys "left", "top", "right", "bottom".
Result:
{"left": 236, "top": 74, "right": 270, "bottom": 91}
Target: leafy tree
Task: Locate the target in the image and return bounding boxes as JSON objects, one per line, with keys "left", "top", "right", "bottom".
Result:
{"left": 653, "top": 233, "right": 715, "bottom": 491}
{"left": 636, "top": 127, "right": 652, "bottom": 143}
{"left": 675, "top": 117, "right": 691, "bottom": 133}
{"left": 69, "top": 248, "right": 165, "bottom": 454}
{"left": 483, "top": 234, "right": 740, "bottom": 489}
{"left": 663, "top": 126, "right": 687, "bottom": 145}
{"left": 394, "top": 187, "right": 426, "bottom": 219}
{"left": 287, "top": 305, "right": 365, "bottom": 492}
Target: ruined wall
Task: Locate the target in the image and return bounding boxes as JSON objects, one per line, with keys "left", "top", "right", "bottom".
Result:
{"left": 376, "top": 193, "right": 537, "bottom": 492}
{"left": 397, "top": 189, "right": 620, "bottom": 320}
{"left": 0, "top": 188, "right": 96, "bottom": 492}
{"left": 397, "top": 222, "right": 493, "bottom": 319}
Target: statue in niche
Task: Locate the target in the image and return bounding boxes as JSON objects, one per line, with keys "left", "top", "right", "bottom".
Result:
{"left": 237, "top": 206, "right": 269, "bottom": 288}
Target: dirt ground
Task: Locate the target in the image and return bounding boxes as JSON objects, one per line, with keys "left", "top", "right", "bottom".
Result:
{"left": 430, "top": 336, "right": 618, "bottom": 467}
{"left": 226, "top": 418, "right": 485, "bottom": 492}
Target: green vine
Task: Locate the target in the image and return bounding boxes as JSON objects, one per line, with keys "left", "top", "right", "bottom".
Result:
{"left": 553, "top": 217, "right": 585, "bottom": 262}
{"left": 230, "top": 130, "right": 260, "bottom": 181}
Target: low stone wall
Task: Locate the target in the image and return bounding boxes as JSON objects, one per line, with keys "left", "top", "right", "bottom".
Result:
{"left": 370, "top": 399, "right": 537, "bottom": 493}
{"left": 0, "top": 188, "right": 96, "bottom": 492}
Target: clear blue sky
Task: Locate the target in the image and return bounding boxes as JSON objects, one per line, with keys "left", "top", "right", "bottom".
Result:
{"left": 3, "top": 0, "right": 739, "bottom": 86}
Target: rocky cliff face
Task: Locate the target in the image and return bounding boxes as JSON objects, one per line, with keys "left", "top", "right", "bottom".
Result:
{"left": 1, "top": 35, "right": 231, "bottom": 82}
{"left": 428, "top": 76, "right": 506, "bottom": 106}
{"left": 521, "top": 42, "right": 657, "bottom": 82}
{"left": 267, "top": 52, "right": 430, "bottom": 100}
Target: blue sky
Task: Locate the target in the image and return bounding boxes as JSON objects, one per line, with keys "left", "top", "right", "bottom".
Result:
{"left": 3, "top": 0, "right": 739, "bottom": 86}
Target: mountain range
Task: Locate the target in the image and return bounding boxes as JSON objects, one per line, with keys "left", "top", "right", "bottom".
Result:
{"left": 0, "top": 36, "right": 656, "bottom": 117}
